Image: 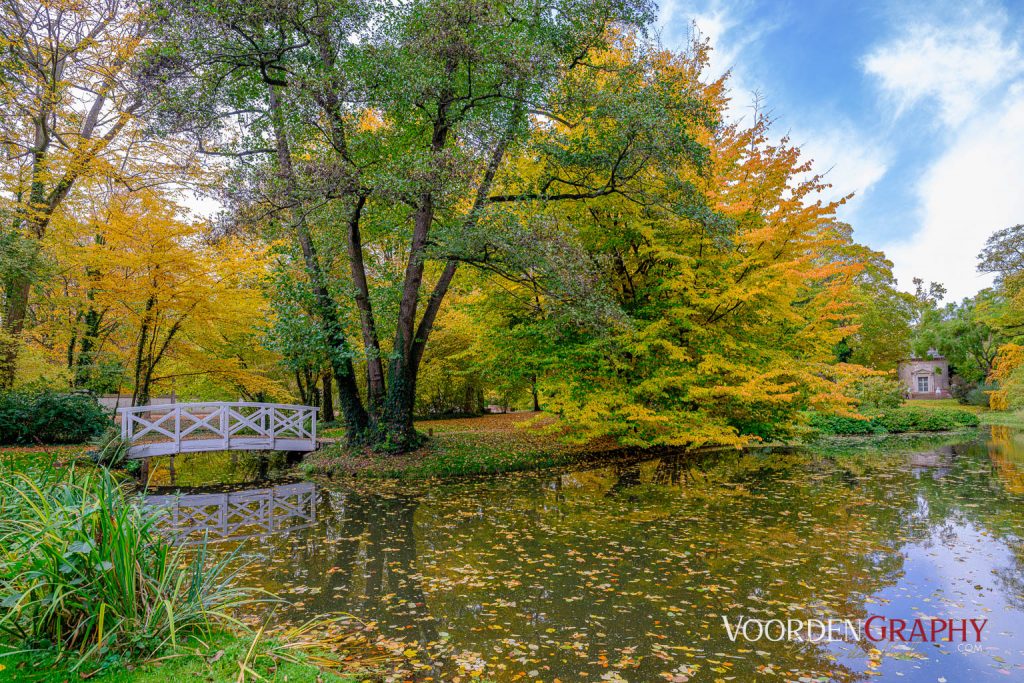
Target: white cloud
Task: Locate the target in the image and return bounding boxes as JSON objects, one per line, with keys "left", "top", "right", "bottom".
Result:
{"left": 884, "top": 82, "right": 1024, "bottom": 301}
{"left": 863, "top": 18, "right": 1023, "bottom": 127}
{"left": 865, "top": 11, "right": 1024, "bottom": 301}
{"left": 659, "top": 0, "right": 770, "bottom": 118}
{"left": 659, "top": 1, "right": 890, "bottom": 218}
{"left": 796, "top": 127, "right": 890, "bottom": 212}
{"left": 661, "top": 1, "right": 1024, "bottom": 303}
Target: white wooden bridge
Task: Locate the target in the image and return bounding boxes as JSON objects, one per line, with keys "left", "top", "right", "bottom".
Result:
{"left": 118, "top": 402, "right": 318, "bottom": 459}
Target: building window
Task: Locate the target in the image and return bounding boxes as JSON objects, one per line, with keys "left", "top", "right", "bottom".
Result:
{"left": 917, "top": 376, "right": 929, "bottom": 392}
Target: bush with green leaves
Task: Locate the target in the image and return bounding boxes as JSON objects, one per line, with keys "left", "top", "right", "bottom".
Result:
{"left": 807, "top": 412, "right": 885, "bottom": 435}
{"left": 810, "top": 406, "right": 979, "bottom": 436}
{"left": 0, "top": 461, "right": 255, "bottom": 669}
{"left": 851, "top": 376, "right": 905, "bottom": 414}
{"left": 950, "top": 376, "right": 996, "bottom": 408}
{"left": 0, "top": 389, "right": 110, "bottom": 445}
{"left": 89, "top": 426, "right": 133, "bottom": 469}
{"left": 964, "top": 383, "right": 996, "bottom": 408}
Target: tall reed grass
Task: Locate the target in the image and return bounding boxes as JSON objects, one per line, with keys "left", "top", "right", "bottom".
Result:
{"left": 0, "top": 460, "right": 257, "bottom": 669}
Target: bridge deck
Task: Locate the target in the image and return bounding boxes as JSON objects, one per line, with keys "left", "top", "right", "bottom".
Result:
{"left": 118, "top": 402, "right": 318, "bottom": 459}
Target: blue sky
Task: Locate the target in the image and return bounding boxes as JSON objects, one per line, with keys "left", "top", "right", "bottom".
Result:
{"left": 658, "top": 0, "right": 1024, "bottom": 301}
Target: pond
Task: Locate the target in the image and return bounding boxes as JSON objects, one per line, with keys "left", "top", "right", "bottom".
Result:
{"left": 142, "top": 427, "right": 1024, "bottom": 682}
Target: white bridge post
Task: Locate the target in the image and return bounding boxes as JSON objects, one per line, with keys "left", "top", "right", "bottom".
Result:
{"left": 310, "top": 406, "right": 317, "bottom": 449}
{"left": 270, "top": 405, "right": 277, "bottom": 451}
{"left": 219, "top": 403, "right": 228, "bottom": 450}
{"left": 174, "top": 405, "right": 181, "bottom": 454}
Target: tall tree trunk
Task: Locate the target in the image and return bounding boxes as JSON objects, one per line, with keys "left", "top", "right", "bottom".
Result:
{"left": 344, "top": 195, "right": 386, "bottom": 418}
{"left": 0, "top": 142, "right": 47, "bottom": 388}
{"left": 74, "top": 235, "right": 106, "bottom": 387}
{"left": 322, "top": 370, "right": 335, "bottom": 423}
{"left": 380, "top": 188, "right": 442, "bottom": 449}
{"left": 131, "top": 297, "right": 155, "bottom": 406}
{"left": 74, "top": 307, "right": 103, "bottom": 388}
{"left": 308, "top": 366, "right": 321, "bottom": 408}
{"left": 0, "top": 275, "right": 31, "bottom": 388}
{"left": 267, "top": 86, "right": 368, "bottom": 442}
{"left": 295, "top": 369, "right": 308, "bottom": 404}
{"left": 377, "top": 120, "right": 514, "bottom": 451}
{"left": 531, "top": 375, "right": 541, "bottom": 412}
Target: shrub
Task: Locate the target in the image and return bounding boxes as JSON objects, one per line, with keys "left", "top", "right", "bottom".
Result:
{"left": 964, "top": 383, "right": 997, "bottom": 408}
{"left": 810, "top": 406, "right": 979, "bottom": 436}
{"left": 950, "top": 375, "right": 973, "bottom": 404}
{"left": 0, "top": 390, "right": 110, "bottom": 445}
{"left": 851, "top": 376, "right": 904, "bottom": 414}
{"left": 0, "top": 463, "right": 255, "bottom": 668}
{"left": 89, "top": 426, "right": 132, "bottom": 469}
{"left": 807, "top": 412, "right": 883, "bottom": 435}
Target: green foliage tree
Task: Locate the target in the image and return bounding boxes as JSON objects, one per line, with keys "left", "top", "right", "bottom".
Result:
{"left": 146, "top": 0, "right": 706, "bottom": 452}
{"left": 976, "top": 223, "right": 1024, "bottom": 408}
{"left": 912, "top": 290, "right": 1005, "bottom": 384}
{"left": 834, "top": 241, "right": 915, "bottom": 370}
{"left": 979, "top": 224, "right": 1024, "bottom": 285}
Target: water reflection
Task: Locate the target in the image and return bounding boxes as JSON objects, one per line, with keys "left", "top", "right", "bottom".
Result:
{"left": 145, "top": 450, "right": 295, "bottom": 488}
{"left": 149, "top": 429, "right": 1024, "bottom": 682}
{"left": 145, "top": 481, "right": 316, "bottom": 543}
{"left": 989, "top": 425, "right": 1024, "bottom": 495}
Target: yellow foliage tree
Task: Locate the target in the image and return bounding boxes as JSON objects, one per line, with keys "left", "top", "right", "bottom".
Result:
{"left": 0, "top": 0, "right": 191, "bottom": 386}
{"left": 465, "top": 34, "right": 873, "bottom": 448}
{"left": 34, "top": 187, "right": 284, "bottom": 404}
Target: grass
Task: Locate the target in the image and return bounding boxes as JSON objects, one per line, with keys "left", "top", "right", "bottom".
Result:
{"left": 901, "top": 398, "right": 988, "bottom": 413}
{"left": 898, "top": 398, "right": 1024, "bottom": 429}
{"left": 0, "top": 454, "right": 390, "bottom": 682}
{"left": 0, "top": 459, "right": 257, "bottom": 668}
{"left": 0, "top": 631, "right": 362, "bottom": 682}
{"left": 979, "top": 410, "right": 1024, "bottom": 428}
{"left": 901, "top": 398, "right": 1024, "bottom": 429}
{"left": 308, "top": 412, "right": 621, "bottom": 478}
{"left": 0, "top": 444, "right": 86, "bottom": 461}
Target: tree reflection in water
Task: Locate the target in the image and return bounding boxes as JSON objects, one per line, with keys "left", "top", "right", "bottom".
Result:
{"left": 146, "top": 428, "right": 1024, "bottom": 682}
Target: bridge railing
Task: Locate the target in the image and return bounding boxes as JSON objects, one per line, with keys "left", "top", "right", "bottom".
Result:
{"left": 118, "top": 402, "right": 318, "bottom": 459}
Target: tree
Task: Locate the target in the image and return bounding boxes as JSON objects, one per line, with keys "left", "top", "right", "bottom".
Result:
{"left": 33, "top": 187, "right": 282, "bottom": 404}
{"left": 979, "top": 224, "right": 1024, "bottom": 285}
{"left": 977, "top": 222, "right": 1024, "bottom": 408}
{"left": 911, "top": 291, "right": 1004, "bottom": 384}
{"left": 0, "top": 0, "right": 158, "bottom": 387}
{"left": 460, "top": 42, "right": 873, "bottom": 447}
{"left": 831, "top": 235, "right": 915, "bottom": 370}
{"left": 413, "top": 295, "right": 488, "bottom": 418}
{"left": 147, "top": 0, "right": 693, "bottom": 451}
{"left": 261, "top": 258, "right": 342, "bottom": 419}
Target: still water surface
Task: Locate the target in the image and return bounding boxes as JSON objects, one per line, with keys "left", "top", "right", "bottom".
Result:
{"left": 144, "top": 427, "right": 1024, "bottom": 682}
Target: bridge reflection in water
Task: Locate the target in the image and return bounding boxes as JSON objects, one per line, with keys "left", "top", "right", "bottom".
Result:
{"left": 144, "top": 481, "right": 317, "bottom": 544}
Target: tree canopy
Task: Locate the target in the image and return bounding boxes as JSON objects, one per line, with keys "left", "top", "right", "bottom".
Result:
{"left": 0, "top": 0, "right": 951, "bottom": 452}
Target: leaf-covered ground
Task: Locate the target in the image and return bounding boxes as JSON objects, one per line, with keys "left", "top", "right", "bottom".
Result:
{"left": 309, "top": 412, "right": 622, "bottom": 478}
